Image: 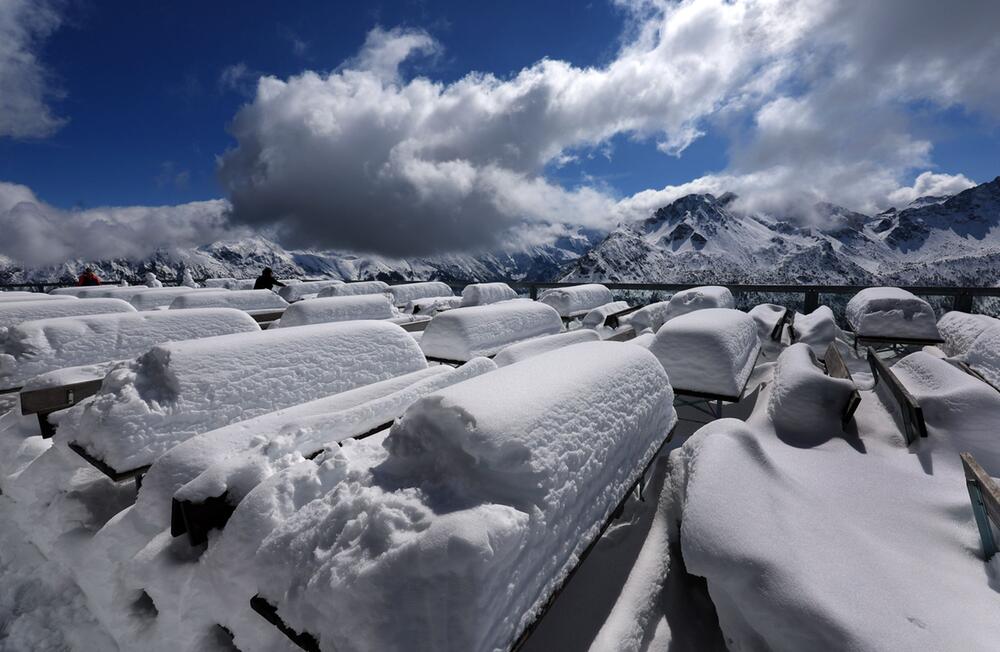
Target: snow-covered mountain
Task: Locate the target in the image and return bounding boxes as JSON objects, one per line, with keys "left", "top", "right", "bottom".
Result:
{"left": 564, "top": 176, "right": 1000, "bottom": 285}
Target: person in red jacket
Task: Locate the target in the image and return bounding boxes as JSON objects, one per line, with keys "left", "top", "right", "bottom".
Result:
{"left": 77, "top": 268, "right": 101, "bottom": 286}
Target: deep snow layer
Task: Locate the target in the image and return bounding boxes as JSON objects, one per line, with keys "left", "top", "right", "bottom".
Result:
{"left": 316, "top": 280, "right": 389, "bottom": 298}
{"left": 0, "top": 308, "right": 259, "bottom": 390}
{"left": 169, "top": 290, "right": 288, "bottom": 313}
{"left": 846, "top": 287, "right": 940, "bottom": 339}
{"left": 538, "top": 284, "right": 613, "bottom": 316}
{"left": 387, "top": 281, "right": 454, "bottom": 305}
{"left": 275, "top": 294, "right": 395, "bottom": 327}
{"left": 57, "top": 321, "right": 427, "bottom": 471}
{"left": 460, "top": 282, "right": 518, "bottom": 306}
{"left": 0, "top": 298, "right": 136, "bottom": 338}
{"left": 664, "top": 286, "right": 733, "bottom": 322}
{"left": 419, "top": 300, "right": 563, "bottom": 360}
{"left": 493, "top": 329, "right": 601, "bottom": 367}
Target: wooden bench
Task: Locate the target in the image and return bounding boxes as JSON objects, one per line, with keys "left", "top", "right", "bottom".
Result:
{"left": 20, "top": 376, "right": 105, "bottom": 438}
{"left": 960, "top": 453, "right": 1000, "bottom": 561}
{"left": 250, "top": 423, "right": 678, "bottom": 652}
{"left": 866, "top": 347, "right": 927, "bottom": 444}
{"left": 945, "top": 359, "right": 1000, "bottom": 394}
{"left": 248, "top": 310, "right": 285, "bottom": 324}
{"left": 770, "top": 307, "right": 790, "bottom": 342}
{"left": 822, "top": 342, "right": 862, "bottom": 428}
{"left": 852, "top": 331, "right": 944, "bottom": 356}
{"left": 602, "top": 304, "right": 641, "bottom": 330}
{"left": 68, "top": 442, "right": 150, "bottom": 487}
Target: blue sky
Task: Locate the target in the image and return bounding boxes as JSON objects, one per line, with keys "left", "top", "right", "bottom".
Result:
{"left": 1, "top": 0, "right": 999, "bottom": 260}
{"left": 5, "top": 0, "right": 994, "bottom": 212}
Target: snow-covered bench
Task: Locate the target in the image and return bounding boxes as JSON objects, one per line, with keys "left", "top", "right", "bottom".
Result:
{"left": 275, "top": 294, "right": 395, "bottom": 327}
{"left": 57, "top": 321, "right": 427, "bottom": 480}
{"left": 664, "top": 285, "right": 734, "bottom": 321}
{"left": 387, "top": 281, "right": 454, "bottom": 307}
{"left": 648, "top": 308, "right": 760, "bottom": 404}
{"left": 166, "top": 360, "right": 495, "bottom": 545}
{"left": 866, "top": 347, "right": 927, "bottom": 444}
{"left": 169, "top": 289, "right": 289, "bottom": 323}
{"left": 846, "top": 287, "right": 942, "bottom": 348}
{"left": 0, "top": 298, "right": 136, "bottom": 340}
{"left": 822, "top": 342, "right": 862, "bottom": 427}
{"left": 277, "top": 280, "right": 344, "bottom": 303}
{"left": 582, "top": 301, "right": 639, "bottom": 330}
{"left": 418, "top": 300, "right": 562, "bottom": 363}
{"left": 936, "top": 312, "right": 1000, "bottom": 391}
{"left": 316, "top": 280, "right": 389, "bottom": 298}
{"left": 406, "top": 295, "right": 463, "bottom": 315}
{"left": 493, "top": 329, "right": 600, "bottom": 367}
{"left": 247, "top": 341, "right": 676, "bottom": 652}
{"left": 4, "top": 309, "right": 259, "bottom": 430}
{"left": 128, "top": 287, "right": 211, "bottom": 311}
{"left": 460, "top": 282, "right": 517, "bottom": 306}
{"left": 630, "top": 300, "right": 671, "bottom": 333}
{"left": 960, "top": 453, "right": 1000, "bottom": 560}
{"left": 538, "top": 283, "right": 613, "bottom": 320}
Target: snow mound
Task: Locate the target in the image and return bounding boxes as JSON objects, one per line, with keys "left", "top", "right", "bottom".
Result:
{"left": 168, "top": 290, "right": 288, "bottom": 313}
{"left": 57, "top": 320, "right": 427, "bottom": 471}
{"left": 664, "top": 286, "right": 734, "bottom": 321}
{"left": 0, "top": 293, "right": 70, "bottom": 303}
{"left": 648, "top": 308, "right": 759, "bottom": 398}
{"left": 964, "top": 326, "right": 1000, "bottom": 390}
{"left": 538, "top": 284, "right": 613, "bottom": 316}
{"left": 582, "top": 301, "right": 630, "bottom": 328}
{"left": 277, "top": 280, "right": 344, "bottom": 303}
{"left": 630, "top": 301, "right": 671, "bottom": 333}
{"left": 766, "top": 344, "right": 855, "bottom": 441}
{"left": 493, "top": 329, "right": 600, "bottom": 367}
{"left": 276, "top": 294, "right": 395, "bottom": 327}
{"left": 419, "top": 300, "right": 562, "bottom": 360}
{"left": 460, "top": 282, "right": 518, "bottom": 306}
{"left": 252, "top": 341, "right": 676, "bottom": 651}
{"left": 387, "top": 281, "right": 454, "bottom": 306}
{"left": 128, "top": 288, "right": 207, "bottom": 311}
{"left": 846, "top": 287, "right": 940, "bottom": 339}
{"left": 0, "top": 298, "right": 136, "bottom": 339}
{"left": 748, "top": 303, "right": 786, "bottom": 342}
{"left": 792, "top": 306, "right": 842, "bottom": 356}
{"left": 938, "top": 311, "right": 1000, "bottom": 357}
{"left": 316, "top": 280, "right": 389, "bottom": 298}
{"left": 0, "top": 308, "right": 259, "bottom": 390}
{"left": 406, "top": 296, "right": 463, "bottom": 315}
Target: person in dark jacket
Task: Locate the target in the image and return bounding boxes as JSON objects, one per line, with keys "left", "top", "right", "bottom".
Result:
{"left": 77, "top": 268, "right": 101, "bottom": 286}
{"left": 253, "top": 267, "right": 286, "bottom": 291}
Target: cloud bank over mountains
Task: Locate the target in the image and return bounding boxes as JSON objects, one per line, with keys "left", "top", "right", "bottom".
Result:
{"left": 2, "top": 0, "right": 997, "bottom": 262}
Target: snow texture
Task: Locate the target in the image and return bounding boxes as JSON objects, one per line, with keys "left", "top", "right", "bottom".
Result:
{"left": 419, "top": 300, "right": 562, "bottom": 360}
{"left": 387, "top": 281, "right": 454, "bottom": 305}
{"left": 672, "top": 347, "right": 1000, "bottom": 651}
{"left": 0, "top": 298, "right": 136, "bottom": 339}
{"left": 964, "top": 325, "right": 1000, "bottom": 390}
{"left": 630, "top": 301, "right": 671, "bottom": 333}
{"left": 582, "top": 301, "right": 630, "bottom": 328}
{"left": 938, "top": 311, "right": 1000, "bottom": 357}
{"left": 316, "top": 280, "right": 390, "bottom": 298}
{"left": 169, "top": 289, "right": 288, "bottom": 313}
{"left": 493, "top": 329, "right": 600, "bottom": 367}
{"left": 664, "top": 286, "right": 734, "bottom": 322}
{"left": 792, "top": 305, "right": 842, "bottom": 356}
{"left": 277, "top": 280, "right": 344, "bottom": 303}
{"left": 648, "top": 308, "right": 759, "bottom": 398}
{"left": 846, "top": 287, "right": 940, "bottom": 339}
{"left": 460, "top": 282, "right": 518, "bottom": 306}
{"left": 276, "top": 294, "right": 395, "bottom": 328}
{"left": 0, "top": 308, "right": 259, "bottom": 390}
{"left": 57, "top": 320, "right": 427, "bottom": 471}
{"left": 538, "top": 284, "right": 613, "bottom": 317}
{"left": 252, "top": 341, "right": 676, "bottom": 652}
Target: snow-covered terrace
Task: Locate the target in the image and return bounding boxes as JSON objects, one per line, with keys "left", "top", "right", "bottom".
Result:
{"left": 1, "top": 279, "right": 999, "bottom": 651}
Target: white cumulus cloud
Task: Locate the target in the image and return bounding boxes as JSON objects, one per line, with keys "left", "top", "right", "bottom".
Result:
{"left": 0, "top": 0, "right": 65, "bottom": 138}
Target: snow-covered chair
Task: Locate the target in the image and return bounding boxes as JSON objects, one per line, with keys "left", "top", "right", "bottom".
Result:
{"left": 663, "top": 285, "right": 734, "bottom": 322}
{"left": 418, "top": 300, "right": 562, "bottom": 363}
{"left": 0, "top": 298, "right": 135, "bottom": 340}
{"left": 387, "top": 281, "right": 454, "bottom": 307}
{"left": 57, "top": 321, "right": 427, "bottom": 479}
{"left": 169, "top": 289, "right": 289, "bottom": 322}
{"left": 316, "top": 280, "right": 390, "bottom": 298}
{"left": 460, "top": 282, "right": 518, "bottom": 306}
{"left": 275, "top": 294, "right": 395, "bottom": 328}
{"left": 846, "top": 287, "right": 942, "bottom": 347}
{"left": 538, "top": 283, "right": 613, "bottom": 319}
{"left": 648, "top": 308, "right": 760, "bottom": 404}
{"left": 277, "top": 280, "right": 344, "bottom": 303}
{"left": 3, "top": 309, "right": 259, "bottom": 427}
{"left": 493, "top": 329, "right": 600, "bottom": 367}
{"left": 246, "top": 341, "right": 676, "bottom": 652}
{"left": 166, "top": 359, "right": 495, "bottom": 545}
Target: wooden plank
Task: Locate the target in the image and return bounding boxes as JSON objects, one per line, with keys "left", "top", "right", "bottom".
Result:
{"left": 962, "top": 453, "right": 1000, "bottom": 529}
{"left": 769, "top": 307, "right": 790, "bottom": 342}
{"left": 171, "top": 493, "right": 235, "bottom": 546}
{"left": 397, "top": 317, "right": 430, "bottom": 332}
{"left": 250, "top": 310, "right": 285, "bottom": 323}
{"left": 853, "top": 333, "right": 944, "bottom": 347}
{"left": 866, "top": 347, "right": 927, "bottom": 444}
{"left": 19, "top": 378, "right": 104, "bottom": 416}
{"left": 604, "top": 304, "right": 641, "bottom": 329}
{"left": 823, "top": 342, "right": 862, "bottom": 427}
{"left": 605, "top": 327, "right": 637, "bottom": 342}
{"left": 67, "top": 442, "right": 150, "bottom": 483}
{"left": 249, "top": 596, "right": 320, "bottom": 652}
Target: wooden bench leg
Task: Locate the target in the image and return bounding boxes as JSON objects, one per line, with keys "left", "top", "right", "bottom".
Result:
{"left": 37, "top": 412, "right": 56, "bottom": 439}
{"left": 966, "top": 477, "right": 999, "bottom": 561}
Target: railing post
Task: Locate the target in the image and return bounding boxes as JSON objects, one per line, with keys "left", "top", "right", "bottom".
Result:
{"left": 803, "top": 290, "right": 819, "bottom": 314}
{"left": 953, "top": 292, "right": 974, "bottom": 313}
{"left": 530, "top": 285, "right": 538, "bottom": 300}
